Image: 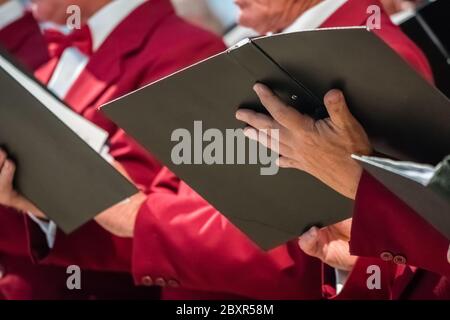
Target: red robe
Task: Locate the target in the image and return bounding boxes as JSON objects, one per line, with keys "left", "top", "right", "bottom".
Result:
{"left": 0, "top": 0, "right": 225, "bottom": 299}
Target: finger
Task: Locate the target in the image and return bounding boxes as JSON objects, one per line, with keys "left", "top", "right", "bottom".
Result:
{"left": 0, "top": 149, "right": 6, "bottom": 170}
{"left": 236, "top": 108, "right": 279, "bottom": 131}
{"left": 243, "top": 127, "right": 293, "bottom": 157}
{"left": 330, "top": 218, "right": 353, "bottom": 241}
{"left": 0, "top": 159, "right": 15, "bottom": 189}
{"left": 323, "top": 89, "right": 358, "bottom": 129}
{"left": 298, "top": 226, "right": 322, "bottom": 258}
{"left": 253, "top": 83, "right": 312, "bottom": 130}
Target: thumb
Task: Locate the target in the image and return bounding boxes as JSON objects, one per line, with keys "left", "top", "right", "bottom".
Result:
{"left": 0, "top": 160, "right": 16, "bottom": 190}
{"left": 323, "top": 89, "right": 357, "bottom": 129}
{"left": 298, "top": 226, "right": 321, "bottom": 258}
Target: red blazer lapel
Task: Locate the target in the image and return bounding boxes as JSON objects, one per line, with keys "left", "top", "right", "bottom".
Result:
{"left": 34, "top": 58, "right": 58, "bottom": 85}
{"left": 321, "top": 0, "right": 383, "bottom": 28}
{"left": 64, "top": 0, "right": 174, "bottom": 114}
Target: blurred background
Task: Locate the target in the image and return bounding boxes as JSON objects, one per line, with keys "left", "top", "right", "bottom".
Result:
{"left": 170, "top": 0, "right": 432, "bottom": 46}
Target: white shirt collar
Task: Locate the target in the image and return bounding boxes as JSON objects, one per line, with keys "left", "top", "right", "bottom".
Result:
{"left": 283, "top": 0, "right": 348, "bottom": 33}
{"left": 87, "top": 0, "right": 147, "bottom": 51}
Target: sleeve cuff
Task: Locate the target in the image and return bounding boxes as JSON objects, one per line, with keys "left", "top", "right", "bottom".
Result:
{"left": 27, "top": 213, "right": 57, "bottom": 249}
{"left": 0, "top": 1, "right": 25, "bottom": 29}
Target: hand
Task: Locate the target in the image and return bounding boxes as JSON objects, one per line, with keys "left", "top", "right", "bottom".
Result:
{"left": 0, "top": 0, "right": 10, "bottom": 6}
{"left": 298, "top": 219, "right": 357, "bottom": 271}
{"left": 381, "top": 0, "right": 418, "bottom": 14}
{"left": 236, "top": 84, "right": 372, "bottom": 199}
{"left": 0, "top": 149, "right": 46, "bottom": 219}
{"left": 95, "top": 192, "right": 147, "bottom": 238}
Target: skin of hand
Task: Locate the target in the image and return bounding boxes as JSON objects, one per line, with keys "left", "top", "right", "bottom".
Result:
{"left": 236, "top": 83, "right": 373, "bottom": 200}
{"left": 93, "top": 160, "right": 146, "bottom": 238}
{"left": 0, "top": 0, "right": 10, "bottom": 5}
{"left": 298, "top": 219, "right": 357, "bottom": 271}
{"left": 94, "top": 192, "right": 146, "bottom": 238}
{"left": 0, "top": 149, "right": 46, "bottom": 219}
{"left": 381, "top": 0, "right": 418, "bottom": 15}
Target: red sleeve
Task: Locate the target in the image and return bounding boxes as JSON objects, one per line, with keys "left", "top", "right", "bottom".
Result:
{"left": 334, "top": 257, "right": 398, "bottom": 300}
{"left": 373, "top": 21, "right": 433, "bottom": 83}
{"left": 0, "top": 12, "right": 49, "bottom": 71}
{"left": 350, "top": 171, "right": 450, "bottom": 278}
{"left": 131, "top": 169, "right": 323, "bottom": 299}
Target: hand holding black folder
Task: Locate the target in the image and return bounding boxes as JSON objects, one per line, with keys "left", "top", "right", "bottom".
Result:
{"left": 0, "top": 50, "right": 137, "bottom": 233}
{"left": 103, "top": 27, "right": 450, "bottom": 249}
{"left": 236, "top": 84, "right": 372, "bottom": 200}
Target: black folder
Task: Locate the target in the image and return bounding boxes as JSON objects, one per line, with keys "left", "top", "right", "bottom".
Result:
{"left": 102, "top": 27, "right": 450, "bottom": 249}
{"left": 400, "top": 0, "right": 450, "bottom": 98}
{"left": 354, "top": 155, "right": 450, "bottom": 240}
{"left": 0, "top": 50, "right": 137, "bottom": 233}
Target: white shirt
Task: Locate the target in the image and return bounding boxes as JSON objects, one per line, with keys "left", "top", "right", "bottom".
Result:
{"left": 47, "top": 0, "right": 147, "bottom": 98}
{"left": 0, "top": 0, "right": 146, "bottom": 98}
{"left": 284, "top": 0, "right": 348, "bottom": 33}
{"left": 225, "top": 0, "right": 348, "bottom": 47}
{"left": 0, "top": 0, "right": 24, "bottom": 29}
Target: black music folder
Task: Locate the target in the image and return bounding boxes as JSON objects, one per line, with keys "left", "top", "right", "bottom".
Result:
{"left": 102, "top": 27, "right": 450, "bottom": 249}
{"left": 354, "top": 155, "right": 450, "bottom": 240}
{"left": 0, "top": 51, "right": 137, "bottom": 233}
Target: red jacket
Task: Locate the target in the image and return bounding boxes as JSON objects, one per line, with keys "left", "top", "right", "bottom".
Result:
{"left": 339, "top": 172, "right": 450, "bottom": 300}
{"left": 0, "top": 0, "right": 225, "bottom": 299}
{"left": 129, "top": 0, "right": 435, "bottom": 300}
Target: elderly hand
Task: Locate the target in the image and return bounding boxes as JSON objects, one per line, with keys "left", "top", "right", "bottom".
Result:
{"left": 94, "top": 192, "right": 146, "bottom": 238}
{"left": 0, "top": 149, "right": 46, "bottom": 219}
{"left": 93, "top": 160, "right": 147, "bottom": 238}
{"left": 236, "top": 84, "right": 372, "bottom": 199}
{"left": 299, "top": 219, "right": 356, "bottom": 271}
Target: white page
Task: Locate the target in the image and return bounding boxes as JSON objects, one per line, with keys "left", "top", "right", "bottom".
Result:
{"left": 352, "top": 155, "right": 436, "bottom": 186}
{"left": 0, "top": 55, "right": 108, "bottom": 153}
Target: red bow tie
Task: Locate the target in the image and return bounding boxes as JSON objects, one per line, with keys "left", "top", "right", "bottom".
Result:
{"left": 44, "top": 26, "right": 93, "bottom": 59}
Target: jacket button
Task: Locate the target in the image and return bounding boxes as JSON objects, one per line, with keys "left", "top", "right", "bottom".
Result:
{"left": 155, "top": 277, "right": 166, "bottom": 287}
{"left": 380, "top": 251, "right": 393, "bottom": 261}
{"left": 168, "top": 279, "right": 180, "bottom": 288}
{"left": 0, "top": 264, "right": 5, "bottom": 279}
{"left": 141, "top": 276, "right": 153, "bottom": 287}
{"left": 393, "top": 255, "right": 407, "bottom": 265}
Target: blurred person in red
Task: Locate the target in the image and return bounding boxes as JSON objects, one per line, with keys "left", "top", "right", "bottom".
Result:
{"left": 0, "top": 0, "right": 224, "bottom": 300}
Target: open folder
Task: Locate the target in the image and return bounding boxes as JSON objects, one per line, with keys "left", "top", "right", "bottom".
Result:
{"left": 353, "top": 155, "right": 450, "bottom": 240}
{"left": 0, "top": 50, "right": 137, "bottom": 233}
{"left": 102, "top": 27, "right": 450, "bottom": 249}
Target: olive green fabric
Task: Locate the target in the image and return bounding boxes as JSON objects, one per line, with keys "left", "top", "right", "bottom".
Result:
{"left": 430, "top": 156, "right": 450, "bottom": 200}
